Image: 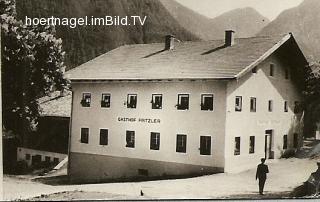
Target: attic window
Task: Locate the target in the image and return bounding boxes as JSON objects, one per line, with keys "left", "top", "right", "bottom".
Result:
{"left": 252, "top": 67, "right": 257, "bottom": 74}
{"left": 270, "top": 64, "right": 275, "bottom": 77}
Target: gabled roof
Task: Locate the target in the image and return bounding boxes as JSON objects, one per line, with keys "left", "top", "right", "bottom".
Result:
{"left": 67, "top": 33, "right": 307, "bottom": 81}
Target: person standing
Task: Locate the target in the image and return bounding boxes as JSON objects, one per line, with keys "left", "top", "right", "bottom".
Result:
{"left": 256, "top": 158, "right": 269, "bottom": 195}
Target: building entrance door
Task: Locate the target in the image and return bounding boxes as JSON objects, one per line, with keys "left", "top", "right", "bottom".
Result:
{"left": 265, "top": 130, "right": 273, "bottom": 159}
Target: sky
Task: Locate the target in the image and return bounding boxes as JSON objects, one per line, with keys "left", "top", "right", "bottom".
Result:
{"left": 176, "top": 0, "right": 304, "bottom": 20}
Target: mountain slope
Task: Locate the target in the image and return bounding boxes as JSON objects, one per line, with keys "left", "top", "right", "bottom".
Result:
{"left": 16, "top": 0, "right": 198, "bottom": 69}
{"left": 259, "top": 0, "right": 320, "bottom": 61}
{"left": 160, "top": 0, "right": 270, "bottom": 40}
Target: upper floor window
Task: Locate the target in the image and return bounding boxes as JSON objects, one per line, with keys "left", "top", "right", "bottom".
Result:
{"left": 126, "top": 131, "right": 135, "bottom": 148}
{"left": 81, "top": 128, "right": 89, "bottom": 144}
{"left": 270, "top": 63, "right": 275, "bottom": 77}
{"left": 235, "top": 96, "right": 242, "bottom": 112}
{"left": 150, "top": 132, "right": 160, "bottom": 150}
{"left": 250, "top": 97, "right": 257, "bottom": 112}
{"left": 285, "top": 68, "right": 289, "bottom": 80}
{"left": 200, "top": 136, "right": 211, "bottom": 155}
{"left": 152, "top": 94, "right": 162, "bottom": 109}
{"left": 201, "top": 94, "right": 214, "bottom": 111}
{"left": 101, "top": 93, "right": 111, "bottom": 108}
{"left": 177, "top": 94, "right": 189, "bottom": 110}
{"left": 284, "top": 101, "right": 288, "bottom": 112}
{"left": 81, "top": 93, "right": 91, "bottom": 107}
{"left": 127, "top": 94, "right": 137, "bottom": 108}
{"left": 176, "top": 134, "right": 187, "bottom": 153}
{"left": 249, "top": 136, "right": 255, "bottom": 154}
{"left": 268, "top": 100, "right": 273, "bottom": 112}
{"left": 234, "top": 137, "right": 240, "bottom": 155}
{"left": 99, "top": 129, "right": 108, "bottom": 145}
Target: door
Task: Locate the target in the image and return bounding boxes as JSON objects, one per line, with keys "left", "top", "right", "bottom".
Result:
{"left": 265, "top": 130, "right": 273, "bottom": 159}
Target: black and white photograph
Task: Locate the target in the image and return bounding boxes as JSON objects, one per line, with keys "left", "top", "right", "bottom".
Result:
{"left": 1, "top": 0, "right": 320, "bottom": 200}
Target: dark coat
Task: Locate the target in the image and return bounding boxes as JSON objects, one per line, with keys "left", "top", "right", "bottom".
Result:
{"left": 256, "top": 163, "right": 269, "bottom": 180}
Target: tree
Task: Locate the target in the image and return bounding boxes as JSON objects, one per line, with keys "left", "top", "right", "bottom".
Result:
{"left": 0, "top": 0, "right": 68, "bottom": 144}
{"left": 303, "top": 62, "right": 320, "bottom": 137}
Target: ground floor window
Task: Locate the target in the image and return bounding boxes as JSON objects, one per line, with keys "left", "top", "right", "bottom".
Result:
{"left": 126, "top": 131, "right": 135, "bottom": 148}
{"left": 283, "top": 135, "right": 288, "bottom": 149}
{"left": 81, "top": 128, "right": 89, "bottom": 144}
{"left": 25, "top": 154, "right": 30, "bottom": 160}
{"left": 100, "top": 129, "right": 108, "bottom": 145}
{"left": 150, "top": 132, "right": 160, "bottom": 150}
{"left": 200, "top": 136, "right": 211, "bottom": 155}
{"left": 249, "top": 136, "right": 255, "bottom": 154}
{"left": 176, "top": 134, "right": 187, "bottom": 153}
{"left": 234, "top": 137, "right": 240, "bottom": 155}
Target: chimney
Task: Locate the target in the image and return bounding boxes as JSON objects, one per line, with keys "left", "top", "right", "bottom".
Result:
{"left": 165, "top": 35, "right": 175, "bottom": 50}
{"left": 225, "top": 30, "right": 235, "bottom": 46}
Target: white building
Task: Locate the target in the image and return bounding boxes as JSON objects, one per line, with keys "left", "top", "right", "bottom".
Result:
{"left": 67, "top": 31, "right": 308, "bottom": 183}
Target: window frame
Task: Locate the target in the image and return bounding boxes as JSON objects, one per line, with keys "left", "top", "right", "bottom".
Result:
{"left": 268, "top": 100, "right": 273, "bottom": 112}
{"left": 151, "top": 94, "right": 163, "bottom": 109}
{"left": 284, "top": 101, "right": 288, "bottom": 112}
{"left": 101, "top": 93, "right": 111, "bottom": 108}
{"left": 99, "top": 128, "right": 109, "bottom": 146}
{"left": 283, "top": 135, "right": 288, "bottom": 150}
{"left": 201, "top": 94, "right": 214, "bottom": 111}
{"left": 234, "top": 137, "right": 241, "bottom": 155}
{"left": 176, "top": 134, "right": 187, "bottom": 153}
{"left": 80, "top": 127, "right": 89, "bottom": 144}
{"left": 250, "top": 97, "right": 257, "bottom": 112}
{"left": 126, "top": 130, "right": 135, "bottom": 148}
{"left": 81, "top": 93, "right": 91, "bottom": 107}
{"left": 270, "top": 63, "right": 275, "bottom": 77}
{"left": 235, "top": 96, "right": 242, "bottom": 112}
{"left": 150, "top": 132, "right": 160, "bottom": 150}
{"left": 200, "top": 136, "right": 212, "bottom": 155}
{"left": 249, "top": 136, "right": 255, "bottom": 154}
{"left": 127, "top": 94, "right": 137, "bottom": 109}
{"left": 177, "top": 94, "right": 189, "bottom": 110}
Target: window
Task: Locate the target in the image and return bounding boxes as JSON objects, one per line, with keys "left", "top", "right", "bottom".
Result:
{"left": 126, "top": 131, "right": 135, "bottom": 148}
{"left": 101, "top": 94, "right": 111, "bottom": 108}
{"left": 270, "top": 64, "right": 275, "bottom": 76}
{"left": 201, "top": 94, "right": 214, "bottom": 111}
{"left": 81, "top": 93, "right": 91, "bottom": 107}
{"left": 176, "top": 134, "right": 187, "bottom": 153}
{"left": 81, "top": 128, "right": 89, "bottom": 144}
{"left": 200, "top": 136, "right": 211, "bottom": 155}
{"left": 285, "top": 68, "right": 289, "bottom": 79}
{"left": 234, "top": 137, "right": 240, "bottom": 155}
{"left": 249, "top": 136, "right": 255, "bottom": 154}
{"left": 235, "top": 96, "right": 242, "bottom": 112}
{"left": 250, "top": 97, "right": 256, "bottom": 112}
{"left": 177, "top": 94, "right": 189, "bottom": 110}
{"left": 252, "top": 67, "right": 257, "bottom": 73}
{"left": 45, "top": 156, "right": 50, "bottom": 163}
{"left": 99, "top": 129, "right": 108, "bottom": 146}
{"left": 127, "top": 94, "right": 137, "bottom": 108}
{"left": 152, "top": 94, "right": 162, "bottom": 109}
{"left": 150, "top": 132, "right": 160, "bottom": 150}
{"left": 268, "top": 100, "right": 273, "bottom": 112}
{"left": 283, "top": 135, "right": 288, "bottom": 149}
{"left": 284, "top": 101, "right": 288, "bottom": 112}
{"left": 25, "top": 154, "right": 30, "bottom": 160}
